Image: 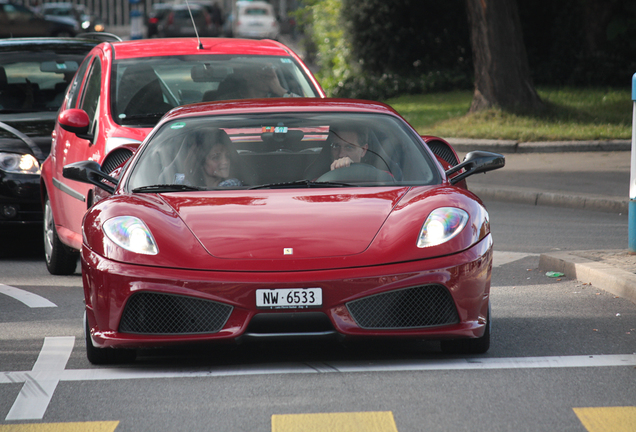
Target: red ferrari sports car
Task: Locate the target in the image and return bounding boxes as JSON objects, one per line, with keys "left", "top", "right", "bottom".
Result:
{"left": 40, "top": 37, "right": 324, "bottom": 275}
{"left": 62, "top": 98, "right": 504, "bottom": 364}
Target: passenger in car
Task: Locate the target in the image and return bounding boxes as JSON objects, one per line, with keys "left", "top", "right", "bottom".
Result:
{"left": 215, "top": 63, "right": 300, "bottom": 100}
{"left": 181, "top": 127, "right": 243, "bottom": 188}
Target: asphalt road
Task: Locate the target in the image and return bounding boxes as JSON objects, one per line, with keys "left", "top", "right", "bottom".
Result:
{"left": 0, "top": 201, "right": 634, "bottom": 432}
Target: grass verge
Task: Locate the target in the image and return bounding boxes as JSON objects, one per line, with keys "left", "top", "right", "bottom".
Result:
{"left": 385, "top": 87, "right": 631, "bottom": 141}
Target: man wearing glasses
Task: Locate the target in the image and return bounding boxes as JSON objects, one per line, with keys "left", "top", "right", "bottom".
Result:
{"left": 329, "top": 127, "right": 369, "bottom": 171}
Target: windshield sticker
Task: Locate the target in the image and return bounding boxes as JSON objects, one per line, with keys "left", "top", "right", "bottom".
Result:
{"left": 263, "top": 126, "right": 288, "bottom": 133}
{"left": 280, "top": 59, "right": 292, "bottom": 63}
{"left": 171, "top": 122, "right": 186, "bottom": 129}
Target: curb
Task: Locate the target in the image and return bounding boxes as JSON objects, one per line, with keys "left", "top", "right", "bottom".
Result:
{"left": 539, "top": 250, "right": 636, "bottom": 305}
{"left": 446, "top": 138, "right": 631, "bottom": 153}
{"left": 469, "top": 185, "right": 628, "bottom": 214}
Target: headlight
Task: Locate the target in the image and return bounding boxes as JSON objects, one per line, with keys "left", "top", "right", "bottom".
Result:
{"left": 103, "top": 216, "right": 159, "bottom": 255}
{"left": 0, "top": 152, "right": 41, "bottom": 174}
{"left": 417, "top": 207, "right": 469, "bottom": 248}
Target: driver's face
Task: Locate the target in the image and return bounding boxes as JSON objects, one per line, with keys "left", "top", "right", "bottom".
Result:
{"left": 330, "top": 131, "right": 367, "bottom": 163}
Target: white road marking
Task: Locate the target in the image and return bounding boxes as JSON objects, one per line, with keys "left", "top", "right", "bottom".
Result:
{"left": 2, "top": 336, "right": 635, "bottom": 422}
{"left": 5, "top": 337, "right": 74, "bottom": 421}
{"left": 493, "top": 251, "right": 539, "bottom": 268}
{"left": 0, "top": 284, "right": 56, "bottom": 308}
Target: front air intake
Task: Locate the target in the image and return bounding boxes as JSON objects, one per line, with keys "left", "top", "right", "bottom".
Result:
{"left": 119, "top": 292, "right": 233, "bottom": 334}
{"left": 346, "top": 285, "right": 459, "bottom": 329}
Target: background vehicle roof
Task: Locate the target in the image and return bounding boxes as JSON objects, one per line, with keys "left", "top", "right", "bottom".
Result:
{"left": 0, "top": 38, "right": 98, "bottom": 51}
{"left": 109, "top": 38, "right": 295, "bottom": 60}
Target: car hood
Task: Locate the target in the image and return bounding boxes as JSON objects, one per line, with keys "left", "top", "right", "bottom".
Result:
{"left": 0, "top": 116, "right": 55, "bottom": 161}
{"left": 160, "top": 188, "right": 410, "bottom": 260}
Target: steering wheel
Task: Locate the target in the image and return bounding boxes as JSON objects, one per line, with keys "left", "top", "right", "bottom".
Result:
{"left": 315, "top": 163, "right": 395, "bottom": 184}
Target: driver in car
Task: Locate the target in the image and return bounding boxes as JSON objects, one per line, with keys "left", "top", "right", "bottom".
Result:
{"left": 329, "top": 127, "right": 368, "bottom": 171}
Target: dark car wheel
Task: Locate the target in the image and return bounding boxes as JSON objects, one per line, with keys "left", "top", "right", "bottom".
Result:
{"left": 440, "top": 304, "right": 491, "bottom": 355}
{"left": 43, "top": 197, "right": 79, "bottom": 275}
{"left": 85, "top": 312, "right": 137, "bottom": 365}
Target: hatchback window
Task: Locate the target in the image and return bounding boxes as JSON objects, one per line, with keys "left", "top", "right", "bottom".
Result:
{"left": 110, "top": 55, "right": 320, "bottom": 127}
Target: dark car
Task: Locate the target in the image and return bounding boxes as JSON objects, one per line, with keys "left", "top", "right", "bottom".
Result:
{"left": 145, "top": 3, "right": 172, "bottom": 38}
{"left": 0, "top": 0, "right": 79, "bottom": 38}
{"left": 157, "top": 3, "right": 215, "bottom": 38}
{"left": 40, "top": 2, "right": 105, "bottom": 34}
{"left": 0, "top": 37, "right": 100, "bottom": 226}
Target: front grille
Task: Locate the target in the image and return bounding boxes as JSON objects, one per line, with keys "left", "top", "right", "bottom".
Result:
{"left": 346, "top": 285, "right": 459, "bottom": 329}
{"left": 119, "top": 292, "right": 233, "bottom": 334}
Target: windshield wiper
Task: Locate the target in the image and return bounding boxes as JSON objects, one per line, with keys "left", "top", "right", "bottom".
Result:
{"left": 132, "top": 184, "right": 203, "bottom": 193}
{"left": 249, "top": 179, "right": 356, "bottom": 190}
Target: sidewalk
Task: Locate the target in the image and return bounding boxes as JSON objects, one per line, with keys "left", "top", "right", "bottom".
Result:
{"left": 452, "top": 139, "right": 635, "bottom": 305}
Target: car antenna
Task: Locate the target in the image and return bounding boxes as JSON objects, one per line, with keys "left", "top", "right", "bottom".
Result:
{"left": 185, "top": 0, "right": 203, "bottom": 49}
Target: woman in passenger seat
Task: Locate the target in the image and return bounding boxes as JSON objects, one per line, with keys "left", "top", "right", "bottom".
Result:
{"left": 181, "top": 127, "right": 242, "bottom": 188}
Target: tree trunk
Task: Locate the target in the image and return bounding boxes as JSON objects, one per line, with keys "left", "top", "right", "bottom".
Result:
{"left": 466, "top": 0, "right": 542, "bottom": 112}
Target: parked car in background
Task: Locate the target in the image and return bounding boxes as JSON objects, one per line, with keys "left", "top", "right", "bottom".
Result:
{"left": 233, "top": 0, "right": 279, "bottom": 40}
{"left": 62, "top": 98, "right": 504, "bottom": 364}
{"left": 0, "top": 0, "right": 79, "bottom": 37}
{"left": 40, "top": 37, "right": 325, "bottom": 275}
{"left": 189, "top": 1, "right": 223, "bottom": 36}
{"left": 156, "top": 3, "right": 214, "bottom": 38}
{"left": 40, "top": 2, "right": 105, "bottom": 33}
{"left": 0, "top": 37, "right": 100, "bottom": 227}
{"left": 145, "top": 2, "right": 172, "bottom": 38}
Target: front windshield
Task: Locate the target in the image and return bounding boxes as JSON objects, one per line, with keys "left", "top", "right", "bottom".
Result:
{"left": 126, "top": 112, "right": 440, "bottom": 191}
{"left": 111, "top": 55, "right": 320, "bottom": 127}
{"left": 0, "top": 50, "right": 87, "bottom": 113}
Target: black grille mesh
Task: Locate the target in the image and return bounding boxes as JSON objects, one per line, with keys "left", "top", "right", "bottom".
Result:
{"left": 427, "top": 141, "right": 459, "bottom": 166}
{"left": 346, "top": 285, "right": 459, "bottom": 329}
{"left": 119, "top": 292, "right": 233, "bottom": 334}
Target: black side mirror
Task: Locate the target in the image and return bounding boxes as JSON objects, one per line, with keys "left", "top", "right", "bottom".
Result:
{"left": 445, "top": 151, "right": 505, "bottom": 185}
{"left": 63, "top": 161, "right": 118, "bottom": 194}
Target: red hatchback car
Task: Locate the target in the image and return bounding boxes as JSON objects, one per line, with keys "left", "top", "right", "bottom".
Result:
{"left": 62, "top": 98, "right": 504, "bottom": 364}
{"left": 40, "top": 37, "right": 324, "bottom": 275}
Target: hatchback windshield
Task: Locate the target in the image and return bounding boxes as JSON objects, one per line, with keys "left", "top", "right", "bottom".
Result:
{"left": 111, "top": 55, "right": 319, "bottom": 126}
{"left": 126, "top": 112, "right": 440, "bottom": 191}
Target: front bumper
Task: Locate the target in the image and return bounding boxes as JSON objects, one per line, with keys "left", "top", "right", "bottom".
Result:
{"left": 82, "top": 235, "right": 493, "bottom": 349}
{"left": 0, "top": 172, "right": 42, "bottom": 224}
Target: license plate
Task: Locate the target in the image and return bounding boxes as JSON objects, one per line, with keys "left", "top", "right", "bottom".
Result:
{"left": 256, "top": 288, "right": 322, "bottom": 309}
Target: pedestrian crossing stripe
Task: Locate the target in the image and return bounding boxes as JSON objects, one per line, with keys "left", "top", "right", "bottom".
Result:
{"left": 0, "top": 422, "right": 119, "bottom": 432}
{"left": 574, "top": 407, "right": 636, "bottom": 432}
{"left": 272, "top": 411, "right": 398, "bottom": 432}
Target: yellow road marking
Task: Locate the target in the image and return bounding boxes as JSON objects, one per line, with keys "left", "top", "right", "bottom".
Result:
{"left": 574, "top": 407, "right": 636, "bottom": 432}
{"left": 272, "top": 411, "right": 398, "bottom": 432}
{"left": 0, "top": 422, "right": 119, "bottom": 432}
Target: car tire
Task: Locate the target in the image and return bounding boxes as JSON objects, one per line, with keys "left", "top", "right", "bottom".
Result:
{"left": 43, "top": 196, "right": 79, "bottom": 275}
{"left": 440, "top": 304, "right": 491, "bottom": 355}
{"left": 85, "top": 312, "right": 137, "bottom": 365}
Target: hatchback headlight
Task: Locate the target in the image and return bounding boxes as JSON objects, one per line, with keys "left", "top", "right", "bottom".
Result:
{"left": 103, "top": 216, "right": 158, "bottom": 255}
{"left": 0, "top": 152, "right": 41, "bottom": 174}
{"left": 417, "top": 207, "right": 469, "bottom": 248}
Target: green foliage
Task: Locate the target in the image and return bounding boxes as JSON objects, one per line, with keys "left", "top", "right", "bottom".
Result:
{"left": 296, "top": 0, "right": 636, "bottom": 97}
{"left": 386, "top": 88, "right": 631, "bottom": 141}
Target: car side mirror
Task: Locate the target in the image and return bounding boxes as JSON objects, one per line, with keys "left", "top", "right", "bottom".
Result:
{"left": 58, "top": 109, "right": 93, "bottom": 141}
{"left": 445, "top": 151, "right": 505, "bottom": 185}
{"left": 63, "top": 160, "right": 118, "bottom": 194}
